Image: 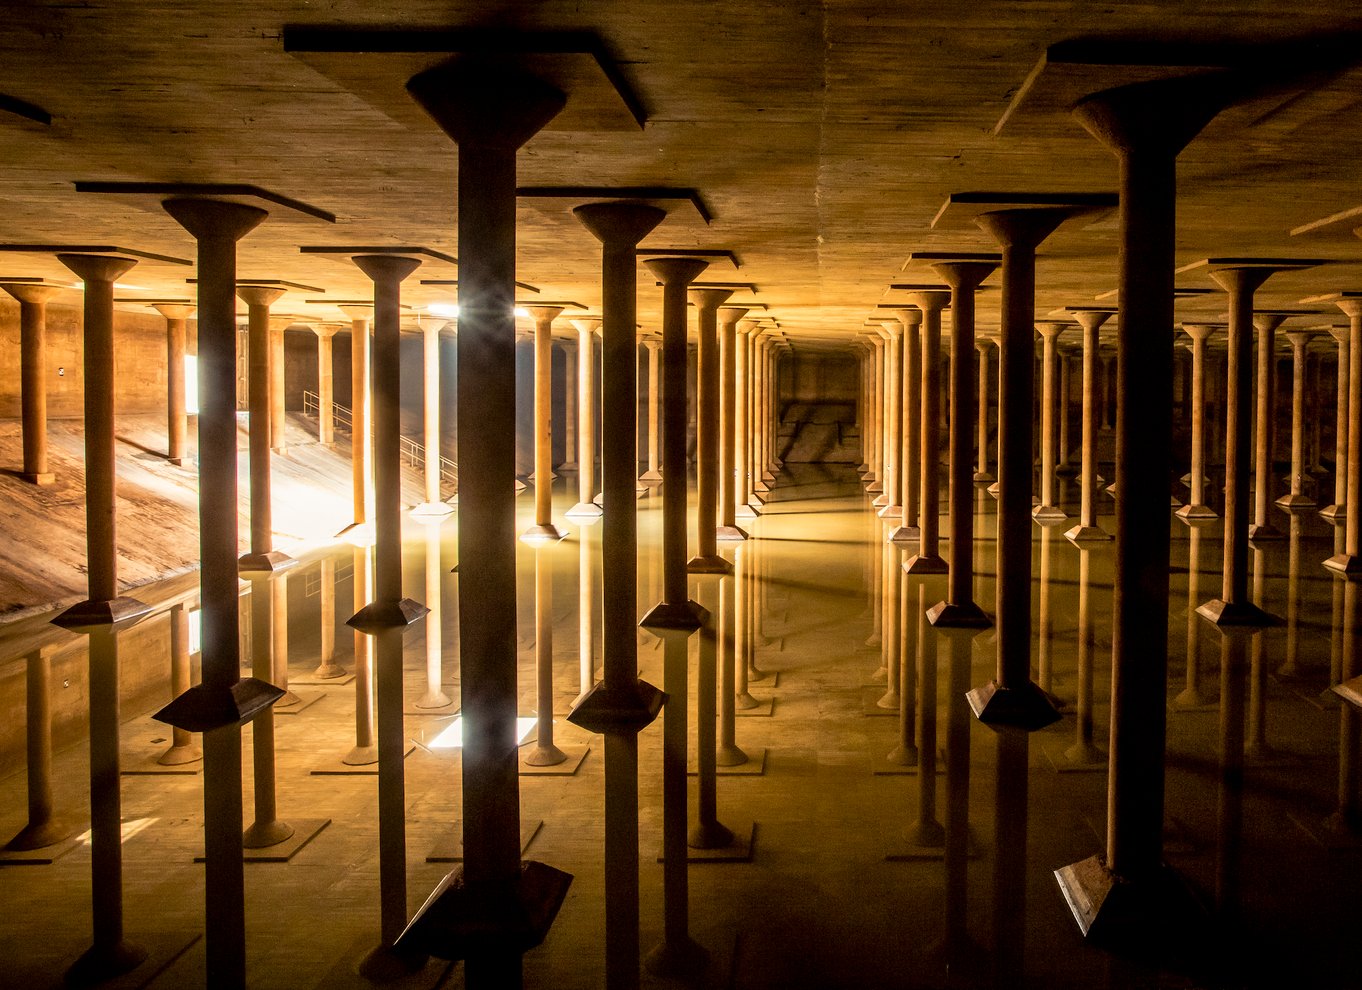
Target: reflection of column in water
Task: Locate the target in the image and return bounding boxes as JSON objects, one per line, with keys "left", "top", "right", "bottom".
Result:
{"left": 734, "top": 545, "right": 759, "bottom": 710}
{"left": 690, "top": 577, "right": 735, "bottom": 850}
{"left": 906, "top": 584, "right": 943, "bottom": 848}
{"left": 1173, "top": 524, "right": 1211, "bottom": 710}
{"left": 244, "top": 577, "right": 293, "bottom": 848}
{"left": 940, "top": 627, "right": 976, "bottom": 962}
{"left": 717, "top": 566, "right": 748, "bottom": 766}
{"left": 1279, "top": 513, "right": 1303, "bottom": 678}
{"left": 525, "top": 545, "right": 566, "bottom": 766}
{"left": 4, "top": 647, "right": 78, "bottom": 850}
{"left": 1063, "top": 547, "right": 1105, "bottom": 766}
{"left": 344, "top": 545, "right": 378, "bottom": 766}
{"left": 867, "top": 510, "right": 885, "bottom": 672}
{"left": 750, "top": 532, "right": 770, "bottom": 681}
{"left": 313, "top": 558, "right": 345, "bottom": 680}
{"left": 159, "top": 604, "right": 202, "bottom": 766}
{"left": 578, "top": 521, "right": 597, "bottom": 696}
{"left": 1215, "top": 627, "right": 1248, "bottom": 930}
{"left": 1329, "top": 526, "right": 1346, "bottom": 694}
{"left": 415, "top": 526, "right": 451, "bottom": 709}
{"left": 1246, "top": 547, "right": 1275, "bottom": 760}
{"left": 877, "top": 542, "right": 901, "bottom": 710}
{"left": 888, "top": 563, "right": 918, "bottom": 767}
{"left": 991, "top": 728, "right": 1029, "bottom": 988}
{"left": 1037, "top": 524, "right": 1054, "bottom": 694}
{"left": 1325, "top": 579, "right": 1361, "bottom": 836}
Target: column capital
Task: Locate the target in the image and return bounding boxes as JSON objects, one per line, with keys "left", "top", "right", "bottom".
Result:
{"left": 877, "top": 319, "right": 901, "bottom": 340}
{"left": 524, "top": 305, "right": 564, "bottom": 326}
{"left": 1328, "top": 324, "right": 1350, "bottom": 345}
{"left": 152, "top": 302, "right": 194, "bottom": 321}
{"left": 1, "top": 281, "right": 63, "bottom": 305}
{"left": 1069, "top": 308, "right": 1115, "bottom": 333}
{"left": 1035, "top": 320, "right": 1073, "bottom": 341}
{"left": 903, "top": 287, "right": 951, "bottom": 315}
{"left": 1179, "top": 322, "right": 1221, "bottom": 343}
{"left": 643, "top": 256, "right": 709, "bottom": 287}
{"left": 569, "top": 316, "right": 602, "bottom": 335}
{"left": 236, "top": 284, "right": 285, "bottom": 308}
{"left": 718, "top": 305, "right": 749, "bottom": 326}
{"left": 58, "top": 252, "right": 137, "bottom": 284}
{"left": 689, "top": 286, "right": 734, "bottom": 312}
{"left": 311, "top": 321, "right": 342, "bottom": 339}
{"left": 338, "top": 303, "right": 373, "bottom": 323}
{"left": 1335, "top": 296, "right": 1362, "bottom": 321}
{"left": 643, "top": 336, "right": 662, "bottom": 352}
{"left": 1251, "top": 312, "right": 1290, "bottom": 334}
{"left": 974, "top": 335, "right": 994, "bottom": 354}
{"left": 1282, "top": 328, "right": 1317, "bottom": 349}
{"left": 893, "top": 307, "right": 923, "bottom": 331}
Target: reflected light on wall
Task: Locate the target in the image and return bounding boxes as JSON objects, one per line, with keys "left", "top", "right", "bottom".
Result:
{"left": 426, "top": 716, "right": 538, "bottom": 749}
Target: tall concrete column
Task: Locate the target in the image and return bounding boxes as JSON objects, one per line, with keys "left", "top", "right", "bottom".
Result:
{"left": 1176, "top": 323, "right": 1220, "bottom": 521}
{"left": 2, "top": 646, "right": 78, "bottom": 852}
{"left": 153, "top": 302, "right": 193, "bottom": 467}
{"left": 1066, "top": 309, "right": 1116, "bottom": 539}
{"left": 236, "top": 286, "right": 293, "bottom": 574}
{"left": 875, "top": 319, "right": 902, "bottom": 514}
{"left": 1278, "top": 329, "right": 1318, "bottom": 508}
{"left": 1033, "top": 320, "right": 1070, "bottom": 522}
{"left": 311, "top": 322, "right": 338, "bottom": 446}
{"left": 313, "top": 557, "right": 344, "bottom": 680}
{"left": 415, "top": 528, "right": 451, "bottom": 709}
{"left": 269, "top": 317, "right": 287, "bottom": 453}
{"left": 905, "top": 290, "right": 950, "bottom": 573}
{"left": 1, "top": 282, "right": 61, "bottom": 483}
{"left": 1056, "top": 344, "right": 1076, "bottom": 476}
{"left": 1249, "top": 311, "right": 1291, "bottom": 539}
{"left": 1327, "top": 296, "right": 1362, "bottom": 573}
{"left": 1320, "top": 323, "right": 1350, "bottom": 520}
{"left": 688, "top": 286, "right": 735, "bottom": 573}
{"left": 717, "top": 305, "right": 750, "bottom": 539}
{"left": 560, "top": 339, "right": 578, "bottom": 471}
{"left": 567, "top": 318, "right": 603, "bottom": 518}
{"left": 641, "top": 337, "right": 663, "bottom": 482}
{"left": 522, "top": 305, "right": 567, "bottom": 540}
{"left": 734, "top": 322, "right": 758, "bottom": 518}
{"left": 752, "top": 331, "right": 773, "bottom": 497}
{"left": 924, "top": 255, "right": 998, "bottom": 626}
{"left": 638, "top": 255, "right": 709, "bottom": 979}
{"left": 975, "top": 335, "right": 995, "bottom": 482}
{"left": 340, "top": 304, "right": 374, "bottom": 535}
{"left": 397, "top": 61, "right": 573, "bottom": 982}
{"left": 889, "top": 308, "right": 922, "bottom": 542}
{"left": 865, "top": 333, "right": 883, "bottom": 494}
{"left": 412, "top": 321, "right": 454, "bottom": 516}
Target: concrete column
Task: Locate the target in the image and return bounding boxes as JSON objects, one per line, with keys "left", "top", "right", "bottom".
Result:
{"left": 1066, "top": 309, "right": 1116, "bottom": 539}
{"left": 1033, "top": 320, "right": 1070, "bottom": 521}
{"left": 905, "top": 290, "right": 950, "bottom": 573}
{"left": 752, "top": 331, "right": 773, "bottom": 497}
{"left": 566, "top": 319, "right": 602, "bottom": 517}
{"left": 313, "top": 557, "right": 344, "bottom": 680}
{"left": 717, "top": 306, "right": 749, "bottom": 539}
{"left": 311, "top": 323, "right": 339, "bottom": 446}
{"left": 1278, "top": 330, "right": 1317, "bottom": 508}
{"left": 1321, "top": 324, "right": 1349, "bottom": 520}
{"left": 865, "top": 334, "right": 883, "bottom": 494}
{"left": 159, "top": 603, "right": 201, "bottom": 765}
{"left": 269, "top": 318, "right": 287, "bottom": 453}
{"left": 1327, "top": 296, "right": 1362, "bottom": 574}
{"left": 1249, "top": 312, "right": 1289, "bottom": 539}
{"left": 641, "top": 337, "right": 662, "bottom": 482}
{"left": 2, "top": 647, "right": 78, "bottom": 852}
{"left": 875, "top": 320, "right": 902, "bottom": 514}
{"left": 415, "top": 528, "right": 451, "bottom": 709}
{"left": 522, "top": 306, "right": 566, "bottom": 540}
{"left": 889, "top": 309, "right": 922, "bottom": 542}
{"left": 412, "top": 322, "right": 454, "bottom": 516}
{"left": 236, "top": 287, "right": 292, "bottom": 573}
{"left": 1056, "top": 345, "right": 1075, "bottom": 476}
{"left": 1176, "top": 323, "right": 1220, "bottom": 521}
{"left": 975, "top": 335, "right": 995, "bottom": 482}
{"left": 153, "top": 302, "right": 193, "bottom": 467}
{"left": 340, "top": 304, "right": 374, "bottom": 533}
{"left": 688, "top": 287, "right": 735, "bottom": 573}
{"left": 1, "top": 282, "right": 61, "bottom": 483}
{"left": 927, "top": 257, "right": 998, "bottom": 626}
{"left": 559, "top": 340, "right": 577, "bottom": 471}
{"left": 734, "top": 322, "right": 757, "bottom": 518}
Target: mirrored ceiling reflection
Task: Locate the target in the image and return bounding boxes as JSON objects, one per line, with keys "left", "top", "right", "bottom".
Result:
{"left": 0, "top": 471, "right": 1358, "bottom": 989}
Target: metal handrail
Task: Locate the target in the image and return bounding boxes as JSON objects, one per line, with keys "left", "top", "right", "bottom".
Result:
{"left": 302, "top": 390, "right": 458, "bottom": 489}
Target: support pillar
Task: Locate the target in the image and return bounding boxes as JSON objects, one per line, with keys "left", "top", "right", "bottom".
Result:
{"left": 154, "top": 302, "right": 193, "bottom": 467}
{"left": 1033, "top": 320, "right": 1071, "bottom": 522}
{"left": 875, "top": 319, "right": 903, "bottom": 516}
{"left": 717, "top": 306, "right": 750, "bottom": 540}
{"left": 1326, "top": 297, "right": 1362, "bottom": 573}
{"left": 641, "top": 337, "right": 662, "bottom": 483}
{"left": 311, "top": 322, "right": 338, "bottom": 447}
{"left": 1065, "top": 309, "right": 1117, "bottom": 539}
{"left": 975, "top": 335, "right": 995, "bottom": 483}
{"left": 1248, "top": 311, "right": 1290, "bottom": 539}
{"left": 1320, "top": 324, "right": 1349, "bottom": 520}
{"left": 1, "top": 282, "right": 61, "bottom": 483}
{"left": 237, "top": 287, "right": 293, "bottom": 574}
{"left": 688, "top": 287, "right": 735, "bottom": 574}
{"left": 269, "top": 316, "right": 287, "bottom": 453}
{"left": 905, "top": 291, "right": 950, "bottom": 573}
{"left": 1175, "top": 323, "right": 1220, "bottom": 521}
{"left": 1278, "top": 329, "right": 1317, "bottom": 508}
{"left": 865, "top": 333, "right": 883, "bottom": 494}
{"left": 566, "top": 319, "right": 603, "bottom": 518}
{"left": 888, "top": 308, "right": 921, "bottom": 541}
{"left": 735, "top": 322, "right": 758, "bottom": 518}
{"left": 412, "top": 321, "right": 454, "bottom": 516}
{"left": 522, "top": 306, "right": 567, "bottom": 540}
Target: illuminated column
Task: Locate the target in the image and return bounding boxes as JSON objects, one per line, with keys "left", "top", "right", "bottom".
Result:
{"left": 311, "top": 322, "right": 338, "bottom": 446}
{"left": 1066, "top": 309, "right": 1116, "bottom": 539}
{"left": 2, "top": 645, "right": 79, "bottom": 852}
{"left": 1175, "top": 323, "right": 1219, "bottom": 521}
{"left": 153, "top": 302, "right": 193, "bottom": 466}
{"left": 1032, "top": 320, "right": 1070, "bottom": 522}
{"left": 55, "top": 251, "right": 153, "bottom": 983}
{"left": 415, "top": 530, "right": 451, "bottom": 709}
{"left": 1278, "top": 329, "right": 1317, "bottom": 508}
{"left": 688, "top": 286, "right": 735, "bottom": 573}
{"left": 1, "top": 282, "right": 61, "bottom": 483}
{"left": 242, "top": 573, "right": 293, "bottom": 849}
{"left": 236, "top": 286, "right": 293, "bottom": 574}
{"left": 905, "top": 289, "right": 950, "bottom": 574}
{"left": 717, "top": 306, "right": 749, "bottom": 540}
{"left": 1320, "top": 324, "right": 1349, "bottom": 520}
{"left": 875, "top": 318, "right": 903, "bottom": 515}
{"left": 1056, "top": 344, "right": 1075, "bottom": 476}
{"left": 752, "top": 330, "right": 773, "bottom": 497}
{"left": 1248, "top": 312, "right": 1289, "bottom": 540}
{"left": 567, "top": 318, "right": 603, "bottom": 518}
{"left": 734, "top": 322, "right": 758, "bottom": 518}
{"left": 894, "top": 307, "right": 922, "bottom": 539}
{"left": 313, "top": 557, "right": 345, "bottom": 679}
{"left": 1326, "top": 296, "right": 1362, "bottom": 574}
{"left": 340, "top": 303, "right": 374, "bottom": 534}
{"left": 975, "top": 335, "right": 995, "bottom": 482}
{"left": 561, "top": 339, "right": 578, "bottom": 472}
{"left": 269, "top": 316, "right": 288, "bottom": 453}
{"left": 641, "top": 337, "right": 663, "bottom": 483}
{"left": 865, "top": 333, "right": 883, "bottom": 495}
{"left": 158, "top": 603, "right": 202, "bottom": 765}
{"left": 412, "top": 321, "right": 454, "bottom": 516}
{"left": 522, "top": 305, "right": 567, "bottom": 540}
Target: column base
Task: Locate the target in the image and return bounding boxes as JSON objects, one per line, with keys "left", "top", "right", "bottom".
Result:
{"left": 926, "top": 600, "right": 991, "bottom": 628}
{"left": 20, "top": 471, "right": 55, "bottom": 485}
{"left": 1054, "top": 856, "right": 1204, "bottom": 950}
{"left": 1325, "top": 553, "right": 1362, "bottom": 575}
{"left": 687, "top": 554, "right": 733, "bottom": 575}
{"left": 877, "top": 503, "right": 902, "bottom": 518}
{"left": 394, "top": 860, "right": 574, "bottom": 961}
{"left": 966, "top": 679, "right": 1061, "bottom": 731}
{"left": 987, "top": 481, "right": 1000, "bottom": 497}
{"left": 66, "top": 938, "right": 148, "bottom": 986}
{"left": 871, "top": 492, "right": 889, "bottom": 507}
{"left": 566, "top": 678, "right": 665, "bottom": 734}
{"left": 157, "top": 741, "right": 203, "bottom": 766}
{"left": 411, "top": 500, "right": 455, "bottom": 517}
{"left": 1195, "top": 599, "right": 1277, "bottom": 628}
{"left": 865, "top": 481, "right": 883, "bottom": 495}
{"left": 520, "top": 523, "right": 568, "bottom": 544}
{"left": 1275, "top": 492, "right": 1316, "bottom": 509}
{"left": 736, "top": 503, "right": 760, "bottom": 519}
{"left": 355, "top": 943, "right": 430, "bottom": 983}
{"left": 640, "top": 469, "right": 663, "bottom": 483}
{"left": 1247, "top": 522, "right": 1283, "bottom": 542}
{"left": 903, "top": 553, "right": 948, "bottom": 575}
{"left": 1332, "top": 675, "right": 1362, "bottom": 709}
{"left": 888, "top": 524, "right": 920, "bottom": 543}
{"left": 763, "top": 468, "right": 778, "bottom": 481}
{"left": 973, "top": 471, "right": 994, "bottom": 483}
{"left": 1319, "top": 503, "right": 1346, "bottom": 521}
{"left": 3, "top": 817, "right": 80, "bottom": 852}
{"left": 52, "top": 595, "right": 152, "bottom": 631}
{"left": 564, "top": 501, "right": 603, "bottom": 519}
{"left": 1032, "top": 504, "right": 1068, "bottom": 523}
{"left": 687, "top": 819, "right": 735, "bottom": 851}
{"left": 748, "top": 492, "right": 767, "bottom": 507}
{"left": 716, "top": 524, "right": 749, "bottom": 542}
{"left": 754, "top": 479, "right": 772, "bottom": 494}
{"left": 1174, "top": 503, "right": 1218, "bottom": 521}
{"left": 639, "top": 599, "right": 707, "bottom": 631}
{"left": 643, "top": 936, "right": 710, "bottom": 979}
{"left": 242, "top": 818, "right": 296, "bottom": 849}
{"left": 238, "top": 549, "right": 296, "bottom": 574}
{"left": 1064, "top": 524, "right": 1112, "bottom": 543}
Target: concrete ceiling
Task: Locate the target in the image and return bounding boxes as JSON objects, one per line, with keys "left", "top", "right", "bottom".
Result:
{"left": 4, "top": 1, "right": 1362, "bottom": 341}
